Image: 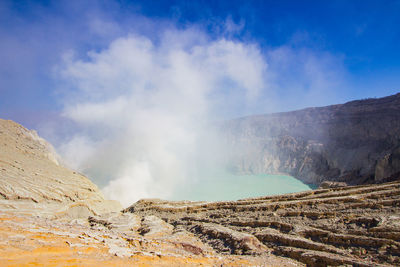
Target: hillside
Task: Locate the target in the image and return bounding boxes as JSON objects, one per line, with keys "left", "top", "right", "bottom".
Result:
{"left": 224, "top": 93, "right": 400, "bottom": 185}
{"left": 0, "top": 118, "right": 121, "bottom": 217}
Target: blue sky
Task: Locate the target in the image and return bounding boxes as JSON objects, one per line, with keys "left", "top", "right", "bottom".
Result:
{"left": 1, "top": 0, "right": 400, "bottom": 129}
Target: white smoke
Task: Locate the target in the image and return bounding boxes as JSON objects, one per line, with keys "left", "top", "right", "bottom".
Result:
{"left": 58, "top": 29, "right": 267, "bottom": 206}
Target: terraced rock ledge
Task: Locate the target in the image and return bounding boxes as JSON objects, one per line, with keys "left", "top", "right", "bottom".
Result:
{"left": 2, "top": 181, "right": 398, "bottom": 266}
{"left": 124, "top": 180, "right": 400, "bottom": 266}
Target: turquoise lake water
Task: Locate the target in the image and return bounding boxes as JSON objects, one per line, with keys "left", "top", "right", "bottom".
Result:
{"left": 171, "top": 171, "right": 312, "bottom": 201}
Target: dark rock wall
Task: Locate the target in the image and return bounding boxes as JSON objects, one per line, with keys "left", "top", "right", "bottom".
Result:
{"left": 223, "top": 93, "right": 400, "bottom": 185}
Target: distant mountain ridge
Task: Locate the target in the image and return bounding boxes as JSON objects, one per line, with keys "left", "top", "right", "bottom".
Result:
{"left": 224, "top": 92, "right": 400, "bottom": 185}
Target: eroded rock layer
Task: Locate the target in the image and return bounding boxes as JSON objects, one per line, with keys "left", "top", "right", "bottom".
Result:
{"left": 0, "top": 118, "right": 121, "bottom": 217}
{"left": 125, "top": 180, "right": 400, "bottom": 266}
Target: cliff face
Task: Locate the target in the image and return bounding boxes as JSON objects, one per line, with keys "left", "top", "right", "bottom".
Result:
{"left": 224, "top": 93, "right": 400, "bottom": 185}
{"left": 0, "top": 118, "right": 121, "bottom": 217}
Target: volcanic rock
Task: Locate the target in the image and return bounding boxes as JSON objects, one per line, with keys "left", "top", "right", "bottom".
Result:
{"left": 0, "top": 118, "right": 121, "bottom": 217}
{"left": 126, "top": 180, "right": 400, "bottom": 266}
{"left": 223, "top": 93, "right": 400, "bottom": 185}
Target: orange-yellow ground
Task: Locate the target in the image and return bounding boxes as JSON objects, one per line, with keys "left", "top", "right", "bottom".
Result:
{"left": 0, "top": 213, "right": 295, "bottom": 267}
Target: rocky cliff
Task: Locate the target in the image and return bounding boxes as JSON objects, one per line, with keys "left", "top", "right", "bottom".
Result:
{"left": 223, "top": 93, "right": 400, "bottom": 185}
{"left": 0, "top": 118, "right": 121, "bottom": 217}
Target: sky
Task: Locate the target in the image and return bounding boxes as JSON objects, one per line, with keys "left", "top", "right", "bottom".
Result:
{"left": 1, "top": 0, "right": 400, "bottom": 205}
{"left": 1, "top": 0, "right": 400, "bottom": 128}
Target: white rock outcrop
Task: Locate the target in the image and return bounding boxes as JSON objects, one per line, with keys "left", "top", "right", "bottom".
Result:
{"left": 0, "top": 119, "right": 121, "bottom": 217}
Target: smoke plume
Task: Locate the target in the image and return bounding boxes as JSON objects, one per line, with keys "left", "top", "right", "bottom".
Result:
{"left": 58, "top": 29, "right": 267, "bottom": 206}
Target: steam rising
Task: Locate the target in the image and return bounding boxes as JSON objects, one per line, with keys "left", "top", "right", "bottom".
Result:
{"left": 58, "top": 30, "right": 267, "bottom": 206}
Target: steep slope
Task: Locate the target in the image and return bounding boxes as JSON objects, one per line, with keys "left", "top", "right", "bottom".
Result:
{"left": 0, "top": 118, "right": 121, "bottom": 217}
{"left": 224, "top": 93, "right": 400, "bottom": 185}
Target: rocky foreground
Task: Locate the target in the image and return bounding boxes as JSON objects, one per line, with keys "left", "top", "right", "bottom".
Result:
{"left": 1, "top": 181, "right": 398, "bottom": 266}
{"left": 0, "top": 118, "right": 399, "bottom": 266}
{"left": 125, "top": 181, "right": 400, "bottom": 266}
